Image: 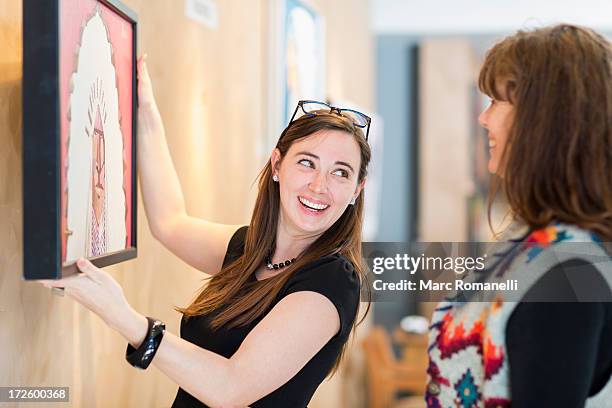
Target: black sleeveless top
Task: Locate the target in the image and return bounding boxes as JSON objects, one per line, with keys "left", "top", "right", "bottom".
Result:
{"left": 171, "top": 226, "right": 361, "bottom": 407}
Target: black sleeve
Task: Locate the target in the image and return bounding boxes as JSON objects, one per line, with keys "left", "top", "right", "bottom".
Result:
{"left": 506, "top": 260, "right": 611, "bottom": 407}
{"left": 221, "top": 226, "right": 248, "bottom": 268}
{"left": 282, "top": 256, "right": 361, "bottom": 339}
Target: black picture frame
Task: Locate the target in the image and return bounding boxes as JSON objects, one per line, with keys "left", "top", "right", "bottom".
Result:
{"left": 23, "top": 0, "right": 138, "bottom": 280}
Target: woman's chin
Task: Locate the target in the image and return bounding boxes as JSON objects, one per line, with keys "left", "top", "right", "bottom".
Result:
{"left": 294, "top": 218, "right": 326, "bottom": 234}
{"left": 291, "top": 212, "right": 332, "bottom": 235}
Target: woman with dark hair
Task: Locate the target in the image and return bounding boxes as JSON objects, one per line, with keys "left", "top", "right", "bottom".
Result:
{"left": 426, "top": 24, "right": 612, "bottom": 407}
{"left": 39, "top": 58, "right": 372, "bottom": 407}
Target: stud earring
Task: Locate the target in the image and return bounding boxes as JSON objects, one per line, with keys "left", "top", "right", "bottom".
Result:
{"left": 272, "top": 174, "right": 279, "bottom": 182}
{"left": 349, "top": 197, "right": 356, "bottom": 205}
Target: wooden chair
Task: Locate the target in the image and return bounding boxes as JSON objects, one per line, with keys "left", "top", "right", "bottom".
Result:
{"left": 362, "top": 326, "right": 427, "bottom": 408}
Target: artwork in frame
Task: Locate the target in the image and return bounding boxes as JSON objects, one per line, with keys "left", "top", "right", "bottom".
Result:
{"left": 23, "top": 0, "right": 137, "bottom": 279}
{"left": 263, "top": 0, "right": 325, "bottom": 153}
{"left": 282, "top": 0, "right": 326, "bottom": 124}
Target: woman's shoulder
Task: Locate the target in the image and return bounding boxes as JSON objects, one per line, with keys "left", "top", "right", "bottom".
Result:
{"left": 517, "top": 222, "right": 609, "bottom": 265}
{"left": 510, "top": 222, "right": 612, "bottom": 300}
{"left": 499, "top": 221, "right": 602, "bottom": 244}
{"left": 283, "top": 253, "right": 361, "bottom": 304}
{"left": 292, "top": 253, "right": 359, "bottom": 286}
{"left": 222, "top": 225, "right": 249, "bottom": 267}
{"left": 524, "top": 222, "right": 602, "bottom": 244}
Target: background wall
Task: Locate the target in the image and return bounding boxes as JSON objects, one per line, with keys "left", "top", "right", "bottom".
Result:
{"left": 371, "top": 0, "right": 612, "bottom": 34}
{"left": 0, "top": 0, "right": 373, "bottom": 407}
{"left": 417, "top": 39, "right": 475, "bottom": 242}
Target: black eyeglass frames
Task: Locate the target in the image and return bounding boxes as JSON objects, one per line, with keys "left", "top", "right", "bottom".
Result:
{"left": 288, "top": 100, "right": 371, "bottom": 141}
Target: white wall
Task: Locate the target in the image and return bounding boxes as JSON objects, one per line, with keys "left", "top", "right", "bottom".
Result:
{"left": 371, "top": 0, "right": 612, "bottom": 34}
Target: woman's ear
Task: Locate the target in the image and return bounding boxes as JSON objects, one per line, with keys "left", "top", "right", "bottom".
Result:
{"left": 353, "top": 176, "right": 367, "bottom": 200}
{"left": 270, "top": 148, "right": 281, "bottom": 176}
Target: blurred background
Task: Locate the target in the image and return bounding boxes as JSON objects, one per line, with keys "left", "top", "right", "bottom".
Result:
{"left": 1, "top": 0, "right": 611, "bottom": 407}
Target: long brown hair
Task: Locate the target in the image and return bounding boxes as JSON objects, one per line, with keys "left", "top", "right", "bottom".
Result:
{"left": 178, "top": 111, "right": 372, "bottom": 375}
{"left": 478, "top": 24, "right": 612, "bottom": 240}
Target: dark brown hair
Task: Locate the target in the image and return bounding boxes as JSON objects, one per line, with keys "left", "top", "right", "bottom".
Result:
{"left": 478, "top": 24, "right": 612, "bottom": 240}
{"left": 177, "top": 111, "right": 372, "bottom": 375}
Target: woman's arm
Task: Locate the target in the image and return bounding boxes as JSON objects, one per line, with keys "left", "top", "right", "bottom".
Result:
{"left": 147, "top": 291, "right": 339, "bottom": 407}
{"left": 40, "top": 260, "right": 340, "bottom": 408}
{"left": 505, "top": 261, "right": 608, "bottom": 406}
{"left": 137, "top": 57, "right": 240, "bottom": 274}
{"left": 506, "top": 302, "right": 603, "bottom": 406}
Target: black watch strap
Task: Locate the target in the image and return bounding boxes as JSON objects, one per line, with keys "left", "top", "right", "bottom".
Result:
{"left": 126, "top": 317, "right": 165, "bottom": 370}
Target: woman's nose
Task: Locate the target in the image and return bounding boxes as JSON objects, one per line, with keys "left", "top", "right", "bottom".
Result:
{"left": 478, "top": 109, "right": 488, "bottom": 128}
{"left": 309, "top": 171, "right": 327, "bottom": 193}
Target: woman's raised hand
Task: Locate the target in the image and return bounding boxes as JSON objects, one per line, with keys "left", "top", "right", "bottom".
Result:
{"left": 137, "top": 54, "right": 164, "bottom": 137}
{"left": 137, "top": 54, "right": 157, "bottom": 109}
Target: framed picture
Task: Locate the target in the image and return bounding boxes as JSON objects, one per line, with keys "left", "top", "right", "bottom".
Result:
{"left": 282, "top": 0, "right": 326, "bottom": 124}
{"left": 264, "top": 0, "right": 325, "bottom": 152}
{"left": 23, "top": 0, "right": 137, "bottom": 279}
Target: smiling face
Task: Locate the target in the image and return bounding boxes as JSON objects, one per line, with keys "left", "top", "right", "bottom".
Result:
{"left": 271, "top": 129, "right": 365, "bottom": 237}
{"left": 478, "top": 98, "right": 514, "bottom": 174}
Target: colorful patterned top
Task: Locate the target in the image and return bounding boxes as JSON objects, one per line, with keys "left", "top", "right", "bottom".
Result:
{"left": 426, "top": 223, "right": 612, "bottom": 407}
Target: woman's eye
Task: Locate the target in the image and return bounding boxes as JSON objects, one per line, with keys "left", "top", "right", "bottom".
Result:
{"left": 298, "top": 159, "right": 314, "bottom": 168}
{"left": 333, "top": 169, "right": 349, "bottom": 178}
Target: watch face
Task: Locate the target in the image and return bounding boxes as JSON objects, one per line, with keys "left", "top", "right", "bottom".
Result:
{"left": 59, "top": 0, "right": 133, "bottom": 264}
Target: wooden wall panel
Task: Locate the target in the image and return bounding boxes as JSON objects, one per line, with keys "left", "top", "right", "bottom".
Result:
{"left": 418, "top": 39, "right": 476, "bottom": 242}
{"left": 416, "top": 39, "right": 477, "bottom": 325}
{"left": 0, "top": 0, "right": 372, "bottom": 407}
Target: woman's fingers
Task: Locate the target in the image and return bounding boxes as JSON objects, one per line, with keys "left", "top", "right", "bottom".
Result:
{"left": 35, "top": 259, "right": 113, "bottom": 291}
{"left": 76, "top": 258, "right": 110, "bottom": 285}
{"left": 34, "top": 258, "right": 100, "bottom": 289}
{"left": 137, "top": 55, "right": 156, "bottom": 107}
{"left": 76, "top": 258, "right": 98, "bottom": 274}
{"left": 137, "top": 54, "right": 149, "bottom": 81}
{"left": 34, "top": 261, "right": 131, "bottom": 330}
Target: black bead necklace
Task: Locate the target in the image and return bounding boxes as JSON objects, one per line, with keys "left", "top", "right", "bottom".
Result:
{"left": 265, "top": 254, "right": 296, "bottom": 270}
